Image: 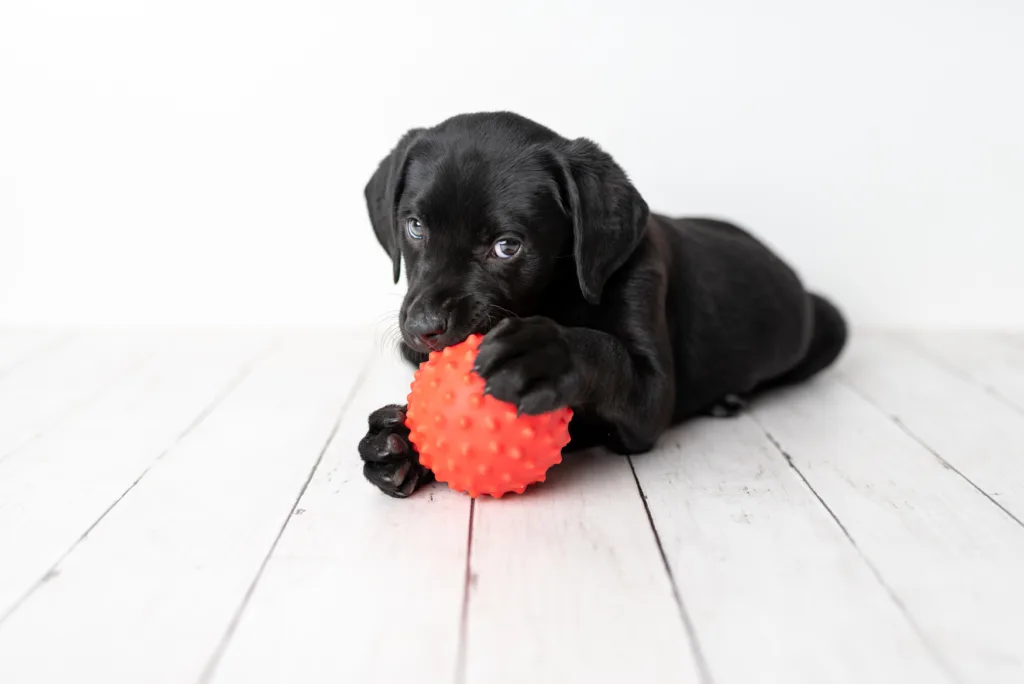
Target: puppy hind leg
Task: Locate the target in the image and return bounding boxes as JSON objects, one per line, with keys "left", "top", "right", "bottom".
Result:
{"left": 705, "top": 393, "right": 748, "bottom": 418}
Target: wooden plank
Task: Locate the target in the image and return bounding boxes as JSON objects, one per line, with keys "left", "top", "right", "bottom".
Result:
{"left": 0, "top": 333, "right": 370, "bottom": 684}
{"left": 907, "top": 331, "right": 1024, "bottom": 412}
{"left": 463, "top": 452, "right": 704, "bottom": 684}
{"left": 206, "top": 348, "right": 471, "bottom": 684}
{"left": 751, "top": 377, "right": 1024, "bottom": 683}
{"left": 842, "top": 334, "right": 1024, "bottom": 522}
{"left": 0, "top": 332, "right": 269, "bottom": 618}
{"left": 0, "top": 332, "right": 154, "bottom": 462}
{"left": 632, "top": 414, "right": 953, "bottom": 684}
{"left": 0, "top": 330, "right": 65, "bottom": 374}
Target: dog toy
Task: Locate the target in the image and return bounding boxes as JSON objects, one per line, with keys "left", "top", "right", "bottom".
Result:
{"left": 405, "top": 334, "right": 573, "bottom": 498}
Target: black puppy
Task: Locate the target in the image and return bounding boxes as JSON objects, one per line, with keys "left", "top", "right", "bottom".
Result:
{"left": 359, "top": 112, "right": 847, "bottom": 498}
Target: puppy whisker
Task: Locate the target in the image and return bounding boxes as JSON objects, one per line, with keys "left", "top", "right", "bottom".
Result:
{"left": 374, "top": 312, "right": 405, "bottom": 358}
{"left": 485, "top": 303, "right": 519, "bottom": 320}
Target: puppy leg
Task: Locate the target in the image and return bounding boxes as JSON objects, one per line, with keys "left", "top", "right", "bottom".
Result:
{"left": 474, "top": 317, "right": 674, "bottom": 453}
{"left": 473, "top": 317, "right": 578, "bottom": 416}
{"left": 358, "top": 405, "right": 433, "bottom": 498}
{"left": 706, "top": 393, "right": 748, "bottom": 418}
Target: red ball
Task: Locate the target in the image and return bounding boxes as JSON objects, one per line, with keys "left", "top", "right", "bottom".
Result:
{"left": 405, "top": 334, "right": 573, "bottom": 498}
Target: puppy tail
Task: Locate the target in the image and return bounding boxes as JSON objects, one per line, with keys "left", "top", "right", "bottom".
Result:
{"left": 766, "top": 293, "right": 848, "bottom": 388}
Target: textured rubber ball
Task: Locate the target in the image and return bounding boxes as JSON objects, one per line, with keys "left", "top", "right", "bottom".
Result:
{"left": 405, "top": 334, "right": 573, "bottom": 498}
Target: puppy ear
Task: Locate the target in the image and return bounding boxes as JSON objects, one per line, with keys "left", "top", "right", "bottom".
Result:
{"left": 556, "top": 138, "right": 649, "bottom": 304}
{"left": 364, "top": 128, "right": 425, "bottom": 284}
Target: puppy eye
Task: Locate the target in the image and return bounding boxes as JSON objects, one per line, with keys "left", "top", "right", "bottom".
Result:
{"left": 491, "top": 238, "right": 522, "bottom": 260}
{"left": 406, "top": 218, "right": 425, "bottom": 240}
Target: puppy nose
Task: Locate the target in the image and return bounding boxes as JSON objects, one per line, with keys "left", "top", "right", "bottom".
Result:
{"left": 405, "top": 311, "right": 448, "bottom": 345}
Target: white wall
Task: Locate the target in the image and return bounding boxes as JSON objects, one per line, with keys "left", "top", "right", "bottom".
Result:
{"left": 1, "top": 0, "right": 1022, "bottom": 329}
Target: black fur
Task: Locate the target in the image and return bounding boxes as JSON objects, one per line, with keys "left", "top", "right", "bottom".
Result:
{"left": 358, "top": 112, "right": 847, "bottom": 497}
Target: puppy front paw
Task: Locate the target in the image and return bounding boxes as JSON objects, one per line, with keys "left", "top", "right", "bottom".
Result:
{"left": 473, "top": 317, "right": 579, "bottom": 415}
{"left": 358, "top": 404, "right": 434, "bottom": 498}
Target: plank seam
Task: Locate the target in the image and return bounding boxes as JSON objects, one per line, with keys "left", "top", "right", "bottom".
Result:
{"left": 0, "top": 340, "right": 270, "bottom": 626}
{"left": 197, "top": 347, "right": 374, "bottom": 684}
{"left": 454, "top": 498, "right": 476, "bottom": 684}
{"left": 750, "top": 415, "right": 963, "bottom": 684}
{"left": 893, "top": 334, "right": 1024, "bottom": 418}
{"left": 0, "top": 348, "right": 154, "bottom": 466}
{"left": 839, "top": 376, "right": 1024, "bottom": 531}
{"left": 627, "top": 456, "right": 714, "bottom": 684}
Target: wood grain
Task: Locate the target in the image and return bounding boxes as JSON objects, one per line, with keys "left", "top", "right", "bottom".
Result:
{"left": 463, "top": 450, "right": 704, "bottom": 684}
{"left": 0, "top": 334, "right": 369, "bottom": 684}
{"left": 0, "top": 330, "right": 65, "bottom": 375}
{"left": 633, "top": 414, "right": 953, "bottom": 684}
{"left": 0, "top": 332, "right": 267, "bottom": 618}
{"left": 908, "top": 331, "right": 1024, "bottom": 412}
{"left": 752, "top": 375, "right": 1024, "bottom": 683}
{"left": 207, "top": 347, "right": 471, "bottom": 684}
{"left": 842, "top": 333, "right": 1024, "bottom": 522}
{"left": 1, "top": 331, "right": 1022, "bottom": 683}
{"left": 0, "top": 332, "right": 154, "bottom": 462}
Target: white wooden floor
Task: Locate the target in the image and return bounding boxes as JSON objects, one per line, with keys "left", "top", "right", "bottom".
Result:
{"left": 1, "top": 330, "right": 1023, "bottom": 684}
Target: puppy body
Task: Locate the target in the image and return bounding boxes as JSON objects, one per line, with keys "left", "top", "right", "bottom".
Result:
{"left": 359, "top": 112, "right": 846, "bottom": 497}
{"left": 657, "top": 215, "right": 844, "bottom": 418}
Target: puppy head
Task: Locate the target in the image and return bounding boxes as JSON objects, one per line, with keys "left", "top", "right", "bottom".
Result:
{"left": 364, "top": 112, "right": 649, "bottom": 353}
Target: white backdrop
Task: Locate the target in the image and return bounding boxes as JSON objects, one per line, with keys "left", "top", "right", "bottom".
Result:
{"left": 1, "top": 0, "right": 1022, "bottom": 329}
